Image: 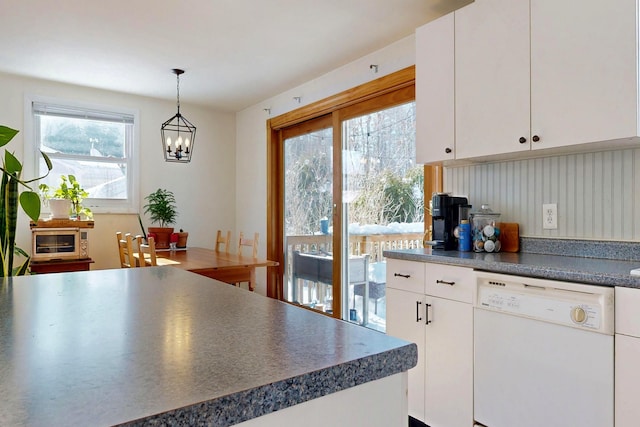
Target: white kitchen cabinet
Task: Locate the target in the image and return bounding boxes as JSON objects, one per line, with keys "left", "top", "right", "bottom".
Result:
{"left": 386, "top": 259, "right": 473, "bottom": 427}
{"left": 615, "top": 286, "right": 640, "bottom": 427}
{"left": 386, "top": 287, "right": 425, "bottom": 422}
{"left": 416, "top": 0, "right": 639, "bottom": 163}
{"left": 455, "top": 0, "right": 530, "bottom": 159}
{"left": 386, "top": 259, "right": 426, "bottom": 422}
{"left": 530, "top": 0, "right": 637, "bottom": 151}
{"left": 423, "top": 294, "right": 473, "bottom": 427}
{"left": 415, "top": 13, "right": 455, "bottom": 164}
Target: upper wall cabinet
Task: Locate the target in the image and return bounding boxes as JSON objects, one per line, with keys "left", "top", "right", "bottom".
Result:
{"left": 416, "top": 13, "right": 455, "bottom": 163}
{"left": 416, "top": 0, "right": 639, "bottom": 164}
{"left": 455, "top": 0, "right": 530, "bottom": 159}
{"left": 529, "top": 0, "right": 637, "bottom": 151}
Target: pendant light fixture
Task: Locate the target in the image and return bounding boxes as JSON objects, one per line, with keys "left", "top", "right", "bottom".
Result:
{"left": 161, "top": 68, "right": 196, "bottom": 163}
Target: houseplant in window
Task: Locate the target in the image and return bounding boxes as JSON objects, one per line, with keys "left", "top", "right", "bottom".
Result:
{"left": 143, "top": 188, "right": 178, "bottom": 249}
{"left": 0, "top": 125, "right": 52, "bottom": 276}
{"left": 39, "top": 174, "right": 93, "bottom": 220}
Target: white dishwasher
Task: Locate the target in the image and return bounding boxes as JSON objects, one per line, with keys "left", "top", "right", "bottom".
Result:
{"left": 473, "top": 271, "right": 614, "bottom": 427}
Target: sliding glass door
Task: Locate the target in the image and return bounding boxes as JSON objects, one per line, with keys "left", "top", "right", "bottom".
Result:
{"left": 282, "top": 116, "right": 335, "bottom": 314}
{"left": 268, "top": 67, "right": 421, "bottom": 330}
{"left": 341, "top": 101, "right": 422, "bottom": 331}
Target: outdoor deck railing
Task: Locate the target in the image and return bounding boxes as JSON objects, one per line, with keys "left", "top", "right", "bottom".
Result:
{"left": 285, "top": 231, "right": 424, "bottom": 285}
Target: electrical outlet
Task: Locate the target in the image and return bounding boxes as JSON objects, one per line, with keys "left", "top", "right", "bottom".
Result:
{"left": 543, "top": 203, "right": 557, "bottom": 229}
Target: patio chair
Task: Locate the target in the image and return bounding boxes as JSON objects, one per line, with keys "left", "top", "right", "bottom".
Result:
{"left": 353, "top": 260, "right": 386, "bottom": 315}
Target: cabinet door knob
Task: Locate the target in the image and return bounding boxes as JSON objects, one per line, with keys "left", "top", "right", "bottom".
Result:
{"left": 519, "top": 136, "right": 527, "bottom": 144}
{"left": 532, "top": 135, "right": 540, "bottom": 142}
{"left": 445, "top": 147, "right": 452, "bottom": 154}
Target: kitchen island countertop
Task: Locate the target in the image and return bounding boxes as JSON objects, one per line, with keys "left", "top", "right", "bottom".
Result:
{"left": 0, "top": 267, "right": 416, "bottom": 426}
{"left": 384, "top": 247, "right": 640, "bottom": 288}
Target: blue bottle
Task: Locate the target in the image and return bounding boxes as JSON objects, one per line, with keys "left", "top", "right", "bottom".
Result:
{"left": 458, "top": 220, "right": 472, "bottom": 252}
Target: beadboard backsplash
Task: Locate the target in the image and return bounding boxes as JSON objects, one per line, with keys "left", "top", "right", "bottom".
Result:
{"left": 444, "top": 148, "right": 640, "bottom": 241}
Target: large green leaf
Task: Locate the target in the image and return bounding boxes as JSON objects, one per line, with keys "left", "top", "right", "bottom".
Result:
{"left": 0, "top": 126, "right": 18, "bottom": 148}
{"left": 19, "top": 191, "right": 41, "bottom": 223}
{"left": 4, "top": 151, "right": 22, "bottom": 175}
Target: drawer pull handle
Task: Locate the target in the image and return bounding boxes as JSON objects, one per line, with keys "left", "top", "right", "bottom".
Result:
{"left": 436, "top": 279, "right": 455, "bottom": 286}
{"left": 425, "top": 303, "right": 432, "bottom": 325}
{"left": 394, "top": 273, "right": 411, "bottom": 278}
{"left": 416, "top": 301, "right": 423, "bottom": 322}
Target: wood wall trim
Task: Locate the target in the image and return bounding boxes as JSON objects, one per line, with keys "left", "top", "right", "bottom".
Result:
{"left": 269, "top": 66, "right": 415, "bottom": 130}
{"left": 280, "top": 114, "right": 333, "bottom": 140}
{"left": 266, "top": 124, "right": 284, "bottom": 299}
{"left": 423, "top": 165, "right": 444, "bottom": 240}
{"left": 338, "top": 85, "right": 415, "bottom": 122}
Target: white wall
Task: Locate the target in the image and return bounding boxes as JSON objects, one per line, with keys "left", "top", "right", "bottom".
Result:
{"left": 235, "top": 35, "right": 416, "bottom": 294}
{"left": 0, "top": 71, "right": 236, "bottom": 270}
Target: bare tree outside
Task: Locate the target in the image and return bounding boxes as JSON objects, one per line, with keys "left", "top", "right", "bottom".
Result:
{"left": 344, "top": 102, "right": 422, "bottom": 227}
{"left": 284, "top": 128, "right": 333, "bottom": 235}
{"left": 284, "top": 102, "right": 421, "bottom": 236}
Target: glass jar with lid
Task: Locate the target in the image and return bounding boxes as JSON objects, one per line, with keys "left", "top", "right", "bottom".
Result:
{"left": 470, "top": 204, "right": 501, "bottom": 252}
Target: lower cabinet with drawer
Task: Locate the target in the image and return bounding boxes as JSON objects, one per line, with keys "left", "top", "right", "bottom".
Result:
{"left": 615, "top": 287, "right": 640, "bottom": 427}
{"left": 386, "top": 259, "right": 473, "bottom": 427}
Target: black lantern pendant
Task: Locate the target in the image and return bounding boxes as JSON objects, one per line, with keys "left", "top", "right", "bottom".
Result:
{"left": 161, "top": 68, "right": 196, "bottom": 163}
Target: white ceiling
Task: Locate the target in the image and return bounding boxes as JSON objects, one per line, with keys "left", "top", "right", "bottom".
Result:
{"left": 0, "top": 0, "right": 471, "bottom": 112}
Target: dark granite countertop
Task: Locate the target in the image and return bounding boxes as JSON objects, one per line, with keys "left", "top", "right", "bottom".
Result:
{"left": 384, "top": 245, "right": 640, "bottom": 288}
{"left": 0, "top": 267, "right": 416, "bottom": 427}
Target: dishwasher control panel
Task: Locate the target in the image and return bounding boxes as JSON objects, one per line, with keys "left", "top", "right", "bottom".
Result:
{"left": 475, "top": 272, "right": 614, "bottom": 334}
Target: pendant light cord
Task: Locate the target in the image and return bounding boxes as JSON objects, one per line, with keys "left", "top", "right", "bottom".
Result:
{"left": 176, "top": 73, "right": 181, "bottom": 115}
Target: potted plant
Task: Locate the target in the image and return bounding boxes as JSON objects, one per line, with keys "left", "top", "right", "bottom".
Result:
{"left": 143, "top": 188, "right": 178, "bottom": 249}
{"left": 0, "top": 125, "right": 52, "bottom": 276}
{"left": 39, "top": 175, "right": 93, "bottom": 220}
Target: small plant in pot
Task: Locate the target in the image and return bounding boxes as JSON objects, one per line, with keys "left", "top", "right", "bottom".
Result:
{"left": 143, "top": 188, "right": 178, "bottom": 249}
{"left": 39, "top": 175, "right": 93, "bottom": 220}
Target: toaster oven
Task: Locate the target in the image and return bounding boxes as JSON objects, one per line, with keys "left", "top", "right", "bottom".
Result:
{"left": 32, "top": 227, "right": 89, "bottom": 261}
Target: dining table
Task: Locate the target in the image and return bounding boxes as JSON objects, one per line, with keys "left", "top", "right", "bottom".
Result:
{"left": 154, "top": 247, "right": 278, "bottom": 291}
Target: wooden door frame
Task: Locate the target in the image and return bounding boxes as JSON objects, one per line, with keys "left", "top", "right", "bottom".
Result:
{"left": 267, "top": 66, "right": 432, "bottom": 301}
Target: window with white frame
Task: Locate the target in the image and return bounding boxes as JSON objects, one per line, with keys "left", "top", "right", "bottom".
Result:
{"left": 29, "top": 98, "right": 139, "bottom": 213}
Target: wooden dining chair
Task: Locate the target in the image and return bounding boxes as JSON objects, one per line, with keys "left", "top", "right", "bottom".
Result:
{"left": 235, "top": 232, "right": 259, "bottom": 291}
{"left": 135, "top": 235, "right": 157, "bottom": 267}
{"left": 116, "top": 232, "right": 136, "bottom": 268}
{"left": 238, "top": 232, "right": 259, "bottom": 258}
{"left": 215, "top": 230, "right": 231, "bottom": 253}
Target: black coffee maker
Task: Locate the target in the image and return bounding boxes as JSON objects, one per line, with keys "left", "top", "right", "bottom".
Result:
{"left": 431, "top": 193, "right": 470, "bottom": 250}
